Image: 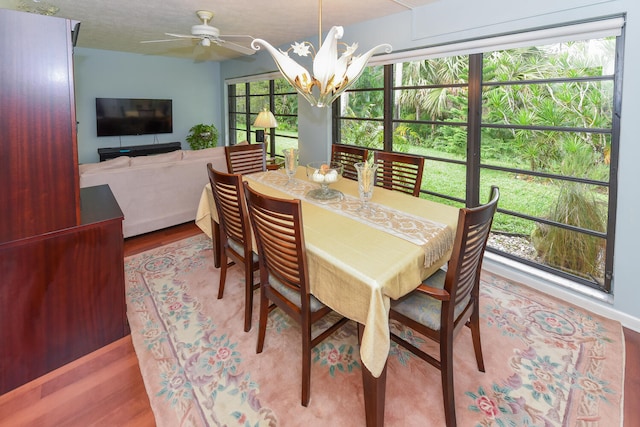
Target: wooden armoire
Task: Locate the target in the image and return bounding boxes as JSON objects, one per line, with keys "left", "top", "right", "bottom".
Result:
{"left": 0, "top": 9, "right": 128, "bottom": 394}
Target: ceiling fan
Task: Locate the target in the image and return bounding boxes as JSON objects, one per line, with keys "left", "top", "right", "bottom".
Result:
{"left": 141, "top": 10, "right": 255, "bottom": 56}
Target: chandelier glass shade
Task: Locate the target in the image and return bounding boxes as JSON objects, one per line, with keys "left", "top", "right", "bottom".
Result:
{"left": 251, "top": 25, "right": 391, "bottom": 108}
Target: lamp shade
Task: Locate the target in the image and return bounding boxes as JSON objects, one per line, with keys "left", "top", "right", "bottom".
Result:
{"left": 253, "top": 110, "right": 278, "bottom": 128}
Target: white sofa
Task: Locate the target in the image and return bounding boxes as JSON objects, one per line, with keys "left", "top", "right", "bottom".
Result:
{"left": 79, "top": 147, "right": 227, "bottom": 238}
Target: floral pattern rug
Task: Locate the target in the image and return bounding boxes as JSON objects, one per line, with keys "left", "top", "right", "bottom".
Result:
{"left": 125, "top": 234, "right": 624, "bottom": 426}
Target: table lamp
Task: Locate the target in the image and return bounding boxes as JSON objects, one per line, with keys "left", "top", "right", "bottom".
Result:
{"left": 253, "top": 108, "right": 278, "bottom": 144}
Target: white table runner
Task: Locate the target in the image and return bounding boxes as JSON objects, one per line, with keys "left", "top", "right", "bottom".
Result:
{"left": 247, "top": 171, "right": 454, "bottom": 267}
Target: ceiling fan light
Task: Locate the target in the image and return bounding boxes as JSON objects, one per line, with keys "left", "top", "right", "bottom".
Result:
{"left": 192, "top": 24, "right": 219, "bottom": 38}
{"left": 201, "top": 38, "right": 211, "bottom": 47}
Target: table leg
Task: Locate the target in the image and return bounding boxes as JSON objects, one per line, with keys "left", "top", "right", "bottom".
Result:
{"left": 359, "top": 323, "right": 387, "bottom": 427}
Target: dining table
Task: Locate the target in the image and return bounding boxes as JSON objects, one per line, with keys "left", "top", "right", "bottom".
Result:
{"left": 195, "top": 165, "right": 459, "bottom": 426}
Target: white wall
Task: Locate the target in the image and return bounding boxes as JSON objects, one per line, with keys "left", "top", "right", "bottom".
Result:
{"left": 219, "top": 0, "right": 640, "bottom": 329}
{"left": 73, "top": 49, "right": 222, "bottom": 164}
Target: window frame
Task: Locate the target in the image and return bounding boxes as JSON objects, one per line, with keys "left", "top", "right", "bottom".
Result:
{"left": 227, "top": 76, "right": 298, "bottom": 159}
{"left": 333, "top": 25, "right": 624, "bottom": 294}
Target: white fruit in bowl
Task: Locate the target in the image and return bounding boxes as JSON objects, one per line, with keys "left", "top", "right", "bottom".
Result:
{"left": 325, "top": 170, "right": 338, "bottom": 183}
{"left": 312, "top": 170, "right": 325, "bottom": 183}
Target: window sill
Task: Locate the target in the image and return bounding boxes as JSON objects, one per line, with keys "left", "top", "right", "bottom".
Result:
{"left": 483, "top": 251, "right": 614, "bottom": 306}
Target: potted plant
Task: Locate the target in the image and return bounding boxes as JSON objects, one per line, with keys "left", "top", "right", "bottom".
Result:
{"left": 186, "top": 123, "right": 218, "bottom": 150}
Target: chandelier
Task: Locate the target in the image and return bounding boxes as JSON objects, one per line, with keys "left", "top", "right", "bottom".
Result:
{"left": 251, "top": 1, "right": 392, "bottom": 108}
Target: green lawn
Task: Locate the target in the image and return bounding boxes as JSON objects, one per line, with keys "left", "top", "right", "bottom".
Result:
{"left": 408, "top": 146, "right": 607, "bottom": 237}
{"left": 267, "top": 136, "right": 607, "bottom": 238}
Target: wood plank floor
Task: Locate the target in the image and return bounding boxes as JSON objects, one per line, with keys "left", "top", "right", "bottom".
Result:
{"left": 0, "top": 222, "right": 637, "bottom": 426}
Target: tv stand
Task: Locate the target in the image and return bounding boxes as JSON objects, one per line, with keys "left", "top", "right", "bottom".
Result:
{"left": 98, "top": 141, "right": 181, "bottom": 161}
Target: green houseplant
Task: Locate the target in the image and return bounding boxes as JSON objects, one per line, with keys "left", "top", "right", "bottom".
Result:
{"left": 186, "top": 123, "right": 218, "bottom": 150}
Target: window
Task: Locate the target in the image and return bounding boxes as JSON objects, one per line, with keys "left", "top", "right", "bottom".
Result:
{"left": 334, "top": 65, "right": 386, "bottom": 150}
{"left": 228, "top": 76, "right": 298, "bottom": 159}
{"left": 333, "top": 21, "right": 623, "bottom": 294}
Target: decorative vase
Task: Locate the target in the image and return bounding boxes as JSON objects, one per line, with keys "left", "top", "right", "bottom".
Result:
{"left": 283, "top": 148, "right": 298, "bottom": 185}
{"left": 355, "top": 162, "right": 378, "bottom": 212}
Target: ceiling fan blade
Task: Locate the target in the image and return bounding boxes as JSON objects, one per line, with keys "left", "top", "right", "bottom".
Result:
{"left": 165, "top": 33, "right": 200, "bottom": 39}
{"left": 217, "top": 34, "right": 255, "bottom": 39}
{"left": 217, "top": 40, "right": 256, "bottom": 56}
{"left": 140, "top": 39, "right": 190, "bottom": 44}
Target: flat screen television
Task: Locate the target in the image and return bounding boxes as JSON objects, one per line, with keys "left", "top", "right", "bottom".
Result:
{"left": 96, "top": 98, "right": 173, "bottom": 137}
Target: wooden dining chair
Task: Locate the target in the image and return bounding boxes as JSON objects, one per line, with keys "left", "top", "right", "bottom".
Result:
{"left": 389, "top": 186, "right": 500, "bottom": 427}
{"left": 243, "top": 182, "right": 350, "bottom": 407}
{"left": 331, "top": 144, "right": 369, "bottom": 180}
{"left": 207, "top": 164, "right": 260, "bottom": 332}
{"left": 225, "top": 143, "right": 267, "bottom": 175}
{"left": 373, "top": 151, "right": 425, "bottom": 197}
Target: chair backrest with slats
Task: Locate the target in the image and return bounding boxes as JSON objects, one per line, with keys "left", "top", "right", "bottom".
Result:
{"left": 225, "top": 143, "right": 267, "bottom": 175}
{"left": 207, "top": 164, "right": 252, "bottom": 256}
{"left": 331, "top": 144, "right": 369, "bottom": 180}
{"left": 243, "top": 182, "right": 310, "bottom": 301}
{"left": 373, "top": 151, "right": 425, "bottom": 197}
{"left": 446, "top": 186, "right": 499, "bottom": 313}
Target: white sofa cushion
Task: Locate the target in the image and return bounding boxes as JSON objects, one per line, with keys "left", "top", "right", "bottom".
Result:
{"left": 79, "top": 156, "right": 130, "bottom": 174}
{"left": 182, "top": 147, "right": 220, "bottom": 160}
{"left": 129, "top": 150, "right": 182, "bottom": 166}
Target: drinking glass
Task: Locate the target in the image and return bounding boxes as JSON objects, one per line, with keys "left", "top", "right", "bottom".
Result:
{"left": 355, "top": 162, "right": 377, "bottom": 213}
{"left": 283, "top": 148, "right": 299, "bottom": 185}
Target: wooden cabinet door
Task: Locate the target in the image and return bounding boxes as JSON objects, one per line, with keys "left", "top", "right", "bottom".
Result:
{"left": 0, "top": 9, "right": 80, "bottom": 243}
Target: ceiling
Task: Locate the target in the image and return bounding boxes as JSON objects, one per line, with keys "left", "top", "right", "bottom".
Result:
{"left": 1, "top": 0, "right": 439, "bottom": 62}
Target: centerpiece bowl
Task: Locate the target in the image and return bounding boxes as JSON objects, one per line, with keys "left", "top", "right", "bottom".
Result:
{"left": 306, "top": 161, "right": 344, "bottom": 201}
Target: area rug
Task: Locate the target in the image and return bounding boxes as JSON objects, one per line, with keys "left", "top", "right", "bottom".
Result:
{"left": 124, "top": 233, "right": 624, "bottom": 426}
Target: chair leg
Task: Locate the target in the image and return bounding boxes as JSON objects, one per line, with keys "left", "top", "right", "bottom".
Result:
{"left": 301, "top": 311, "right": 312, "bottom": 407}
{"left": 243, "top": 264, "right": 253, "bottom": 332}
{"left": 469, "top": 309, "right": 485, "bottom": 372}
{"left": 440, "top": 334, "right": 456, "bottom": 427}
{"left": 256, "top": 288, "right": 269, "bottom": 354}
{"left": 211, "top": 219, "right": 222, "bottom": 268}
{"left": 217, "top": 252, "right": 228, "bottom": 299}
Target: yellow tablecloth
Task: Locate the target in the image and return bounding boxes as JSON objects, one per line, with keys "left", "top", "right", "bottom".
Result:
{"left": 195, "top": 167, "right": 459, "bottom": 377}
{"left": 195, "top": 183, "right": 216, "bottom": 237}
